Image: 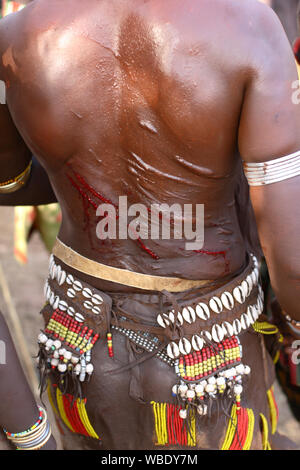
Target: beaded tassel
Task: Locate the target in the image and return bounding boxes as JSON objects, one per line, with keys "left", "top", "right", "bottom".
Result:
{"left": 107, "top": 333, "right": 114, "bottom": 358}
{"left": 38, "top": 308, "right": 100, "bottom": 382}
{"left": 221, "top": 404, "right": 255, "bottom": 450}
{"left": 55, "top": 387, "right": 100, "bottom": 440}
{"left": 151, "top": 401, "right": 196, "bottom": 447}
{"left": 267, "top": 386, "right": 279, "bottom": 435}
{"left": 260, "top": 413, "right": 272, "bottom": 450}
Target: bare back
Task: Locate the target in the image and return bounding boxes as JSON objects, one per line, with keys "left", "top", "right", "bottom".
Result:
{"left": 0, "top": 0, "right": 297, "bottom": 287}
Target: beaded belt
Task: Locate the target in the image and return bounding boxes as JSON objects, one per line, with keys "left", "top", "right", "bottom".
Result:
{"left": 38, "top": 253, "right": 263, "bottom": 420}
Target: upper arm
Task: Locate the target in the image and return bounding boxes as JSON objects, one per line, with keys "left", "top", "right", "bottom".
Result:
{"left": 237, "top": 4, "right": 300, "bottom": 319}
{"left": 238, "top": 4, "right": 300, "bottom": 162}
{"left": 0, "top": 16, "right": 32, "bottom": 179}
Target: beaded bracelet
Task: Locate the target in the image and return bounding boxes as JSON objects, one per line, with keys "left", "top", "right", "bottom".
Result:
{"left": 4, "top": 406, "right": 44, "bottom": 438}
{"left": 0, "top": 160, "right": 32, "bottom": 194}
{"left": 284, "top": 313, "right": 300, "bottom": 329}
{"left": 3, "top": 406, "right": 52, "bottom": 450}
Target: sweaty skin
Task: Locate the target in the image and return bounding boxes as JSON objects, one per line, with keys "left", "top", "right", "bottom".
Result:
{"left": 0, "top": 0, "right": 300, "bottom": 450}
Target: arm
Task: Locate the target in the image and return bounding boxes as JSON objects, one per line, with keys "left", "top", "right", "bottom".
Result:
{"left": 0, "top": 311, "right": 56, "bottom": 449}
{"left": 0, "top": 155, "right": 58, "bottom": 206}
{"left": 238, "top": 5, "right": 300, "bottom": 321}
{"left": 0, "top": 81, "right": 56, "bottom": 205}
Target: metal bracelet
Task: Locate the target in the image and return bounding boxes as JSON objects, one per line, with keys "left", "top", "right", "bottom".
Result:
{"left": 243, "top": 150, "right": 300, "bottom": 186}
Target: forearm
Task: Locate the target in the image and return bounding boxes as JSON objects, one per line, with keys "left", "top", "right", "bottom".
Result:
{"left": 0, "top": 105, "right": 31, "bottom": 181}
{"left": 250, "top": 177, "right": 300, "bottom": 322}
{"left": 0, "top": 103, "right": 57, "bottom": 206}
{"left": 0, "top": 156, "right": 57, "bottom": 206}
{"left": 0, "top": 311, "right": 56, "bottom": 449}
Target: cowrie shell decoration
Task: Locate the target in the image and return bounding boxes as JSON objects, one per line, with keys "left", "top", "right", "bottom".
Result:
{"left": 222, "top": 321, "right": 234, "bottom": 337}
{"left": 157, "top": 314, "right": 169, "bottom": 328}
{"left": 233, "top": 286, "right": 245, "bottom": 304}
{"left": 195, "top": 303, "right": 210, "bottom": 321}
{"left": 221, "top": 292, "right": 234, "bottom": 310}
{"left": 192, "top": 335, "right": 204, "bottom": 351}
{"left": 167, "top": 342, "right": 180, "bottom": 359}
{"left": 209, "top": 296, "right": 223, "bottom": 314}
{"left": 211, "top": 324, "right": 224, "bottom": 343}
{"left": 179, "top": 338, "right": 192, "bottom": 355}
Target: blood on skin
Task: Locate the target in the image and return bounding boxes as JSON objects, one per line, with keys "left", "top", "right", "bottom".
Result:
{"left": 67, "top": 168, "right": 228, "bottom": 267}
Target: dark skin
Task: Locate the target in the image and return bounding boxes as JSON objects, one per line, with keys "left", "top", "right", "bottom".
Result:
{"left": 0, "top": 312, "right": 56, "bottom": 449}
{"left": 0, "top": 0, "right": 299, "bottom": 449}
{"left": 0, "top": 0, "right": 56, "bottom": 450}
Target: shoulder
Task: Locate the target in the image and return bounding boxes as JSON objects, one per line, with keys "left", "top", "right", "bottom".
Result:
{"left": 0, "top": 7, "right": 28, "bottom": 80}
{"left": 218, "top": 0, "right": 289, "bottom": 48}
{"left": 0, "top": 1, "right": 51, "bottom": 81}
{"left": 218, "top": 0, "right": 295, "bottom": 78}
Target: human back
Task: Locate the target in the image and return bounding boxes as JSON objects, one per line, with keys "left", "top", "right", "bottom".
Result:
{"left": 0, "top": 0, "right": 290, "bottom": 285}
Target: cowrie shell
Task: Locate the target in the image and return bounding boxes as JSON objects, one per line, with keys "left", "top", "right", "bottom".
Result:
{"left": 179, "top": 338, "right": 192, "bottom": 355}
{"left": 240, "top": 313, "right": 250, "bottom": 330}
{"left": 83, "top": 301, "right": 93, "bottom": 310}
{"left": 168, "top": 311, "right": 175, "bottom": 323}
{"left": 191, "top": 335, "right": 204, "bottom": 351}
{"left": 221, "top": 292, "right": 234, "bottom": 310}
{"left": 222, "top": 321, "right": 234, "bottom": 337}
{"left": 241, "top": 280, "right": 250, "bottom": 298}
{"left": 53, "top": 296, "right": 60, "bottom": 310}
{"left": 50, "top": 263, "right": 57, "bottom": 280}
{"left": 49, "top": 257, "right": 54, "bottom": 273}
{"left": 167, "top": 342, "right": 180, "bottom": 359}
{"left": 168, "top": 310, "right": 183, "bottom": 325}
{"left": 246, "top": 275, "right": 253, "bottom": 293}
{"left": 209, "top": 296, "right": 223, "bottom": 314}
{"left": 211, "top": 324, "right": 224, "bottom": 343}
{"left": 44, "top": 281, "right": 49, "bottom": 298}
{"left": 82, "top": 288, "right": 93, "bottom": 299}
{"left": 182, "top": 307, "right": 192, "bottom": 324}
{"left": 67, "top": 288, "right": 76, "bottom": 298}
{"left": 233, "top": 286, "right": 245, "bottom": 304}
{"left": 67, "top": 306, "right": 75, "bottom": 317}
{"left": 58, "top": 270, "right": 66, "bottom": 286}
{"left": 157, "top": 314, "right": 168, "bottom": 328}
{"left": 92, "top": 306, "right": 101, "bottom": 315}
{"left": 75, "top": 313, "right": 85, "bottom": 323}
{"left": 73, "top": 280, "right": 83, "bottom": 292}
{"left": 50, "top": 292, "right": 55, "bottom": 306}
{"left": 58, "top": 300, "right": 68, "bottom": 311}
{"left": 247, "top": 306, "right": 256, "bottom": 324}
{"left": 187, "top": 306, "right": 196, "bottom": 322}
{"left": 251, "top": 270, "right": 257, "bottom": 286}
{"left": 258, "top": 285, "right": 264, "bottom": 299}
{"left": 176, "top": 311, "right": 184, "bottom": 326}
{"left": 182, "top": 307, "right": 196, "bottom": 324}
{"left": 195, "top": 303, "right": 210, "bottom": 321}
{"left": 233, "top": 319, "right": 242, "bottom": 335}
{"left": 66, "top": 274, "right": 74, "bottom": 285}
{"left": 46, "top": 285, "right": 51, "bottom": 301}
{"left": 202, "top": 330, "right": 212, "bottom": 342}
{"left": 92, "top": 294, "right": 103, "bottom": 305}
{"left": 252, "top": 305, "right": 259, "bottom": 321}
{"left": 55, "top": 264, "right": 61, "bottom": 280}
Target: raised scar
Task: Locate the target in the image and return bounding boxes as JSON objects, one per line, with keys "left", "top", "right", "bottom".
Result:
{"left": 0, "top": 80, "right": 6, "bottom": 104}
